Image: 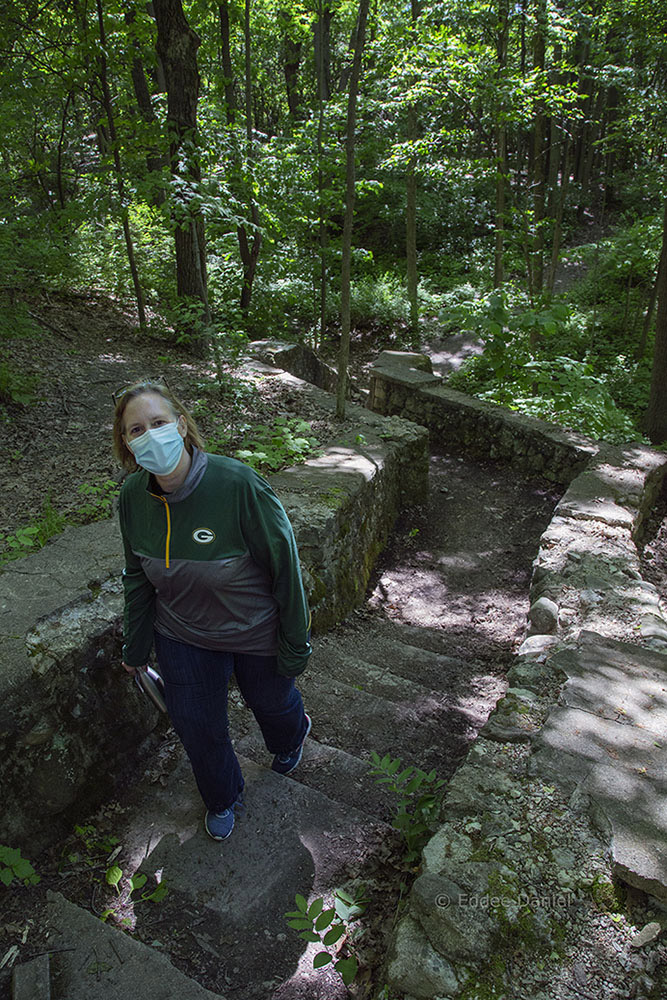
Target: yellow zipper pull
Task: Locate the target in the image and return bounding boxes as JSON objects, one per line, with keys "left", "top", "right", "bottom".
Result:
{"left": 162, "top": 498, "right": 171, "bottom": 568}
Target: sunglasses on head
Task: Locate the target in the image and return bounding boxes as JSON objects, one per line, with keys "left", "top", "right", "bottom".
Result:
{"left": 112, "top": 378, "right": 170, "bottom": 407}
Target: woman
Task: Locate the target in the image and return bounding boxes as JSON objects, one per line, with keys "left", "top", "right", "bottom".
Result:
{"left": 112, "top": 379, "right": 312, "bottom": 841}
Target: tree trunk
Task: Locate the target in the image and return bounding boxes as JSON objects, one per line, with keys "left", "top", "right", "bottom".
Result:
{"left": 493, "top": 0, "right": 509, "bottom": 289}
{"left": 153, "top": 0, "right": 210, "bottom": 343}
{"left": 147, "top": 2, "right": 168, "bottom": 93}
{"left": 239, "top": 0, "right": 262, "bottom": 313}
{"left": 313, "top": 7, "right": 332, "bottom": 102}
{"left": 646, "top": 200, "right": 667, "bottom": 443}
{"left": 56, "top": 92, "right": 72, "bottom": 209}
{"left": 529, "top": 0, "right": 547, "bottom": 298}
{"left": 578, "top": 87, "right": 606, "bottom": 219}
{"left": 315, "top": 0, "right": 329, "bottom": 351}
{"left": 219, "top": 0, "right": 262, "bottom": 313}
{"left": 219, "top": 0, "right": 237, "bottom": 122}
{"left": 336, "top": 0, "right": 371, "bottom": 420}
{"left": 280, "top": 11, "right": 302, "bottom": 118}
{"left": 636, "top": 263, "right": 660, "bottom": 360}
{"left": 125, "top": 6, "right": 167, "bottom": 204}
{"left": 96, "top": 0, "right": 147, "bottom": 331}
{"left": 572, "top": 34, "right": 591, "bottom": 189}
{"left": 405, "top": 0, "right": 421, "bottom": 343}
{"left": 406, "top": 105, "right": 418, "bottom": 343}
{"left": 546, "top": 42, "right": 563, "bottom": 220}
{"left": 546, "top": 137, "right": 571, "bottom": 294}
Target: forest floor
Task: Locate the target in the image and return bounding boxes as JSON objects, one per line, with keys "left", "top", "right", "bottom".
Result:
{"left": 1, "top": 292, "right": 667, "bottom": 998}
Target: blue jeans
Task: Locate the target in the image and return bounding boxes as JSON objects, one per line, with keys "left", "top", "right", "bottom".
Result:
{"left": 153, "top": 632, "right": 309, "bottom": 813}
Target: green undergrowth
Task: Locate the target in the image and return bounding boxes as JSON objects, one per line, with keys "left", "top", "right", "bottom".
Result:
{"left": 0, "top": 496, "right": 66, "bottom": 564}
{"left": 0, "top": 845, "right": 39, "bottom": 887}
{"left": 285, "top": 753, "right": 446, "bottom": 991}
{"left": 0, "top": 482, "right": 119, "bottom": 566}
{"left": 231, "top": 416, "right": 320, "bottom": 474}
{"left": 447, "top": 287, "right": 646, "bottom": 445}
{"left": 442, "top": 211, "right": 665, "bottom": 445}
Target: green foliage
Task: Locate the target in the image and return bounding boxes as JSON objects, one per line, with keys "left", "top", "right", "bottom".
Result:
{"left": 0, "top": 360, "right": 39, "bottom": 407}
{"left": 233, "top": 416, "right": 320, "bottom": 473}
{"left": 0, "top": 845, "right": 39, "bottom": 887}
{"left": 62, "top": 824, "right": 120, "bottom": 869}
{"left": 501, "top": 357, "right": 639, "bottom": 443}
{"left": 0, "top": 301, "right": 42, "bottom": 411}
{"left": 0, "top": 496, "right": 66, "bottom": 565}
{"left": 448, "top": 288, "right": 645, "bottom": 444}
{"left": 243, "top": 254, "right": 319, "bottom": 341}
{"left": 0, "top": 0, "right": 664, "bottom": 450}
{"left": 106, "top": 864, "right": 123, "bottom": 894}
{"left": 349, "top": 273, "right": 409, "bottom": 331}
{"left": 75, "top": 480, "right": 120, "bottom": 523}
{"left": 1, "top": 479, "right": 120, "bottom": 568}
{"left": 368, "top": 751, "right": 445, "bottom": 863}
{"left": 0, "top": 216, "right": 79, "bottom": 294}
{"left": 589, "top": 872, "right": 625, "bottom": 913}
{"left": 0, "top": 301, "right": 42, "bottom": 342}
{"left": 284, "top": 887, "right": 367, "bottom": 986}
{"left": 102, "top": 863, "right": 167, "bottom": 905}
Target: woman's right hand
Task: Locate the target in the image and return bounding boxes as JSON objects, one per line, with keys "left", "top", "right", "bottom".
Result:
{"left": 122, "top": 661, "right": 148, "bottom": 676}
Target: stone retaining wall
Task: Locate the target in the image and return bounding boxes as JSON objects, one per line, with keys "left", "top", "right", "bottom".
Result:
{"left": 0, "top": 375, "right": 428, "bottom": 854}
{"left": 369, "top": 350, "right": 598, "bottom": 485}
{"left": 370, "top": 352, "right": 667, "bottom": 998}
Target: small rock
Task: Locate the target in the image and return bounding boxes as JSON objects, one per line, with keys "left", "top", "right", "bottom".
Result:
{"left": 630, "top": 922, "right": 662, "bottom": 949}
{"left": 572, "top": 961, "right": 588, "bottom": 985}
{"left": 580, "top": 589, "right": 604, "bottom": 606}
{"left": 552, "top": 847, "right": 576, "bottom": 870}
{"left": 529, "top": 596, "right": 559, "bottom": 634}
{"left": 634, "top": 973, "right": 655, "bottom": 997}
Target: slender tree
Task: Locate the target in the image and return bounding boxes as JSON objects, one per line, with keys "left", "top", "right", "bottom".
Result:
{"left": 219, "top": 0, "right": 237, "bottom": 122}
{"left": 529, "top": 0, "right": 547, "bottom": 297}
{"left": 314, "top": 0, "right": 329, "bottom": 352}
{"left": 238, "top": 0, "right": 262, "bottom": 313}
{"left": 645, "top": 198, "right": 667, "bottom": 443}
{"left": 336, "top": 0, "right": 371, "bottom": 419}
{"left": 405, "top": 0, "right": 420, "bottom": 344}
{"left": 125, "top": 4, "right": 167, "bottom": 204}
{"left": 96, "top": 0, "right": 147, "bottom": 330}
{"left": 493, "top": 0, "right": 509, "bottom": 288}
{"left": 153, "top": 0, "right": 210, "bottom": 343}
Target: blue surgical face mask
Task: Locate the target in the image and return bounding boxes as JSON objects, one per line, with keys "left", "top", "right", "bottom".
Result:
{"left": 128, "top": 421, "right": 185, "bottom": 476}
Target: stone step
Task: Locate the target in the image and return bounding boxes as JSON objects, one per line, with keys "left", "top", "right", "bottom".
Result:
{"left": 318, "top": 618, "right": 497, "bottom": 693}
{"left": 296, "top": 672, "right": 468, "bottom": 778}
{"left": 44, "top": 891, "right": 225, "bottom": 1000}
{"left": 11, "top": 954, "right": 50, "bottom": 1000}
{"left": 235, "top": 727, "right": 398, "bottom": 821}
{"left": 313, "top": 630, "right": 502, "bottom": 738}
{"left": 87, "top": 754, "right": 391, "bottom": 1000}
{"left": 234, "top": 634, "right": 487, "bottom": 818}
{"left": 315, "top": 647, "right": 445, "bottom": 705}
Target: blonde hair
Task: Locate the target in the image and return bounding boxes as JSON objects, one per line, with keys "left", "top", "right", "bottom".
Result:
{"left": 112, "top": 381, "right": 205, "bottom": 472}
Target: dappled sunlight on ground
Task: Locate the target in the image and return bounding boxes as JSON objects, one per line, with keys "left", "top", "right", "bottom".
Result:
{"left": 424, "top": 333, "right": 484, "bottom": 375}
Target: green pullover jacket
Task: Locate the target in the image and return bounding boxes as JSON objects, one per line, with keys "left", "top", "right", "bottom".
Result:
{"left": 118, "top": 448, "right": 312, "bottom": 676}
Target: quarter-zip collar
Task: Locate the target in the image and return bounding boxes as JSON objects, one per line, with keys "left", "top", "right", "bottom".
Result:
{"left": 146, "top": 448, "right": 209, "bottom": 567}
{"left": 145, "top": 447, "right": 208, "bottom": 501}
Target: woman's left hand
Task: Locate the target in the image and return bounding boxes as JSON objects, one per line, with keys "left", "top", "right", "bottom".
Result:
{"left": 122, "top": 661, "right": 148, "bottom": 676}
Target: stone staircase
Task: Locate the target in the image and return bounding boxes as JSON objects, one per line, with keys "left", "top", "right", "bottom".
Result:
{"left": 38, "top": 629, "right": 497, "bottom": 1000}
{"left": 12, "top": 449, "right": 557, "bottom": 1000}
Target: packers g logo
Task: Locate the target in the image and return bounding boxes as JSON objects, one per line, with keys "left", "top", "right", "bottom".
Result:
{"left": 193, "top": 528, "right": 216, "bottom": 544}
